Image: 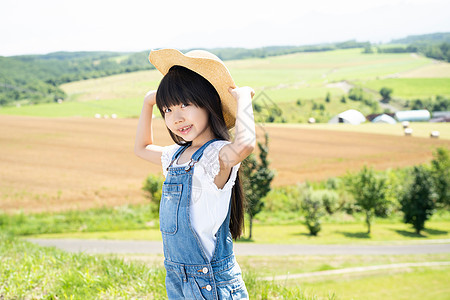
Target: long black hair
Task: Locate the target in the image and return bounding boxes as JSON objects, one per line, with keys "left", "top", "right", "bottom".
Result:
{"left": 155, "top": 65, "right": 245, "bottom": 240}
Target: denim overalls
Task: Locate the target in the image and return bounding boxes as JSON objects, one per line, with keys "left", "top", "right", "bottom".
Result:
{"left": 160, "top": 138, "right": 249, "bottom": 299}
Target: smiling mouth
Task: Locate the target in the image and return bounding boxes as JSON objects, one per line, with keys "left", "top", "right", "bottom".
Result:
{"left": 178, "top": 125, "right": 192, "bottom": 133}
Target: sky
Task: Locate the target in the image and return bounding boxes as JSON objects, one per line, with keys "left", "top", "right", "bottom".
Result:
{"left": 1, "top": 0, "right": 450, "bottom": 56}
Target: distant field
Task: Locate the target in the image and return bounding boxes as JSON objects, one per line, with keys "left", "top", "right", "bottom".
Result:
{"left": 269, "top": 122, "right": 450, "bottom": 140}
{"left": 1, "top": 115, "right": 448, "bottom": 213}
{"left": 1, "top": 48, "right": 448, "bottom": 120}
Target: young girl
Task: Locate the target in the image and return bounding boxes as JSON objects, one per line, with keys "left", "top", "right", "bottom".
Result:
{"left": 134, "top": 49, "right": 255, "bottom": 299}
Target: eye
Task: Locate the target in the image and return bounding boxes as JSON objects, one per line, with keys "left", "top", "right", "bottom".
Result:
{"left": 164, "top": 107, "right": 171, "bottom": 113}
{"left": 181, "top": 103, "right": 189, "bottom": 108}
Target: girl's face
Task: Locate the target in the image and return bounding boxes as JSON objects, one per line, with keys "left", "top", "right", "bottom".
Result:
{"left": 163, "top": 102, "right": 213, "bottom": 144}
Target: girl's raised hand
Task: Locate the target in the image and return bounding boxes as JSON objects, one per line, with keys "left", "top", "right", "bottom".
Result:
{"left": 228, "top": 86, "right": 255, "bottom": 100}
{"left": 144, "top": 90, "right": 157, "bottom": 106}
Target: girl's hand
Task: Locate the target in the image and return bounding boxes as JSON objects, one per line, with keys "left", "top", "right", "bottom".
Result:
{"left": 228, "top": 86, "right": 255, "bottom": 101}
{"left": 144, "top": 90, "right": 157, "bottom": 106}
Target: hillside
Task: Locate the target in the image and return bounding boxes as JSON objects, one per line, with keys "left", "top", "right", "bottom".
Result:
{"left": 1, "top": 47, "right": 449, "bottom": 123}
{"left": 391, "top": 32, "right": 450, "bottom": 44}
{"left": 2, "top": 32, "right": 449, "bottom": 109}
{"left": 0, "top": 51, "right": 153, "bottom": 106}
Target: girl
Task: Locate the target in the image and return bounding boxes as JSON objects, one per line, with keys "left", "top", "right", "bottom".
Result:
{"left": 134, "top": 49, "right": 255, "bottom": 299}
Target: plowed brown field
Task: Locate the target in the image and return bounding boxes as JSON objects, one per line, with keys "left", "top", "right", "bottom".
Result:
{"left": 1, "top": 115, "right": 448, "bottom": 213}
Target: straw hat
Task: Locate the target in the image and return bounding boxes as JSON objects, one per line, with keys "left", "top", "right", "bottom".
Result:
{"left": 149, "top": 48, "right": 237, "bottom": 129}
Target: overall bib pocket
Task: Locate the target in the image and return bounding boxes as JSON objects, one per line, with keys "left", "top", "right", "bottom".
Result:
{"left": 160, "top": 183, "right": 183, "bottom": 235}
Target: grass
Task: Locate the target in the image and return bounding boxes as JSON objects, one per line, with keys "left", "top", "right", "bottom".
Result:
{"left": 296, "top": 265, "right": 450, "bottom": 300}
{"left": 0, "top": 233, "right": 324, "bottom": 300}
{"left": 121, "top": 253, "right": 450, "bottom": 278}
{"left": 0, "top": 233, "right": 166, "bottom": 299}
{"left": 117, "top": 253, "right": 450, "bottom": 300}
{"left": 237, "top": 253, "right": 450, "bottom": 278}
{"left": 3, "top": 232, "right": 448, "bottom": 299}
{"left": 356, "top": 78, "right": 450, "bottom": 99}
{"left": 4, "top": 190, "right": 449, "bottom": 245}
{"left": 0, "top": 204, "right": 157, "bottom": 236}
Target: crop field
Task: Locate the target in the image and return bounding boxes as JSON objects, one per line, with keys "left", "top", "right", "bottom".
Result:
{"left": 1, "top": 115, "right": 448, "bottom": 214}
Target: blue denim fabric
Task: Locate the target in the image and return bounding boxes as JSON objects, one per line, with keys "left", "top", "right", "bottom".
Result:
{"left": 160, "top": 139, "right": 248, "bottom": 299}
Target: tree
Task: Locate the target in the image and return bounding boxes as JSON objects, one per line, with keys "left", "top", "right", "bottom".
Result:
{"left": 430, "top": 147, "right": 450, "bottom": 209}
{"left": 380, "top": 87, "right": 393, "bottom": 102}
{"left": 347, "top": 165, "right": 388, "bottom": 234}
{"left": 363, "top": 44, "right": 374, "bottom": 54}
{"left": 400, "top": 166, "right": 436, "bottom": 234}
{"left": 325, "top": 92, "right": 331, "bottom": 103}
{"left": 241, "top": 131, "right": 275, "bottom": 239}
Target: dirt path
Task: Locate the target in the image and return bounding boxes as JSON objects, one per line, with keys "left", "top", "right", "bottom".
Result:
{"left": 26, "top": 238, "right": 450, "bottom": 255}
{"left": 259, "top": 261, "right": 450, "bottom": 281}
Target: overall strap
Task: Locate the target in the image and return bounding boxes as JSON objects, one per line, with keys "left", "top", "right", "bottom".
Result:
{"left": 183, "top": 138, "right": 221, "bottom": 172}
{"left": 171, "top": 142, "right": 192, "bottom": 161}
{"left": 191, "top": 138, "right": 221, "bottom": 161}
{"left": 167, "top": 142, "right": 191, "bottom": 171}
{"left": 166, "top": 139, "right": 221, "bottom": 172}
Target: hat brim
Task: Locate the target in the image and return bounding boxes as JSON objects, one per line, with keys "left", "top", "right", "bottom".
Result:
{"left": 149, "top": 49, "right": 237, "bottom": 130}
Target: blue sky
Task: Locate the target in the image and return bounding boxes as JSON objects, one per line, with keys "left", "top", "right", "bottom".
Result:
{"left": 1, "top": 0, "right": 449, "bottom": 56}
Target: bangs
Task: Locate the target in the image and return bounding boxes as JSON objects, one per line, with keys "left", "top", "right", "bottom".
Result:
{"left": 155, "top": 65, "right": 202, "bottom": 118}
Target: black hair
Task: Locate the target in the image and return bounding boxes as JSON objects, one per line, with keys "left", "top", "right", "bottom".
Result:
{"left": 155, "top": 65, "right": 245, "bottom": 240}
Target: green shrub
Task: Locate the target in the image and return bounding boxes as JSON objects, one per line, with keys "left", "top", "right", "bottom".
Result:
{"left": 319, "top": 190, "right": 340, "bottom": 215}
{"left": 430, "top": 147, "right": 450, "bottom": 209}
{"left": 380, "top": 87, "right": 393, "bottom": 102}
{"left": 301, "top": 189, "right": 326, "bottom": 236}
{"left": 400, "top": 166, "right": 437, "bottom": 234}
{"left": 142, "top": 173, "right": 164, "bottom": 215}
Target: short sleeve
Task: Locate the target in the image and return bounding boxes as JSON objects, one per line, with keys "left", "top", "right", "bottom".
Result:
{"left": 199, "top": 140, "right": 241, "bottom": 192}
{"left": 161, "top": 144, "right": 181, "bottom": 178}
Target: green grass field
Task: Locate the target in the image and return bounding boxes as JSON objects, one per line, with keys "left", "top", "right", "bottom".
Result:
{"left": 297, "top": 265, "right": 450, "bottom": 300}
{"left": 3, "top": 233, "right": 449, "bottom": 299}
{"left": 1, "top": 48, "right": 449, "bottom": 121}
{"left": 356, "top": 78, "right": 450, "bottom": 99}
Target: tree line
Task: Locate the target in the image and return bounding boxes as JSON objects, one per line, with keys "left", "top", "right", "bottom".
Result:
{"left": 0, "top": 51, "right": 153, "bottom": 106}
{"left": 363, "top": 32, "right": 450, "bottom": 62}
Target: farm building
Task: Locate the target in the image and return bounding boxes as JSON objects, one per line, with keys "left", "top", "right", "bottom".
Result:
{"left": 366, "top": 113, "right": 395, "bottom": 122}
{"left": 372, "top": 114, "right": 397, "bottom": 124}
{"left": 430, "top": 111, "right": 450, "bottom": 122}
{"left": 395, "top": 110, "right": 430, "bottom": 122}
{"left": 328, "top": 109, "right": 366, "bottom": 125}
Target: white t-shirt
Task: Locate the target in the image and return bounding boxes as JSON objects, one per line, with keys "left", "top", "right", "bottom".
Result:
{"left": 160, "top": 140, "right": 241, "bottom": 261}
